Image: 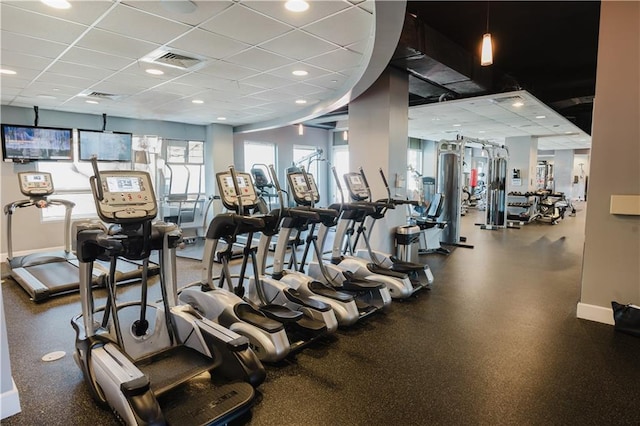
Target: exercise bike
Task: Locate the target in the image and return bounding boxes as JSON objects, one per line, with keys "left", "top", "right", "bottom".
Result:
{"left": 71, "top": 158, "right": 264, "bottom": 425}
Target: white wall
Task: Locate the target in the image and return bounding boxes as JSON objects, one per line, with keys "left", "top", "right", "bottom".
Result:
{"left": 578, "top": 1, "right": 640, "bottom": 324}
{"left": 572, "top": 153, "right": 590, "bottom": 201}
{"left": 1, "top": 106, "right": 206, "bottom": 255}
{"left": 553, "top": 149, "right": 574, "bottom": 196}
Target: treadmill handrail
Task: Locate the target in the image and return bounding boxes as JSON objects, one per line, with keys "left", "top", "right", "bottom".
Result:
{"left": 4, "top": 198, "right": 75, "bottom": 260}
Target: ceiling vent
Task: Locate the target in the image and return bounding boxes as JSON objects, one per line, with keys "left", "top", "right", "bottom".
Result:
{"left": 141, "top": 48, "right": 207, "bottom": 71}
{"left": 87, "top": 91, "right": 120, "bottom": 100}
{"left": 490, "top": 94, "right": 526, "bottom": 104}
{"left": 77, "top": 90, "right": 124, "bottom": 101}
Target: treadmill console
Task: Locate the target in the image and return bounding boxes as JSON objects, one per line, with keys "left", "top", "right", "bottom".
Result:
{"left": 343, "top": 172, "right": 369, "bottom": 201}
{"left": 94, "top": 170, "right": 157, "bottom": 223}
{"left": 216, "top": 171, "right": 259, "bottom": 211}
{"left": 18, "top": 172, "right": 54, "bottom": 197}
{"left": 287, "top": 172, "right": 319, "bottom": 205}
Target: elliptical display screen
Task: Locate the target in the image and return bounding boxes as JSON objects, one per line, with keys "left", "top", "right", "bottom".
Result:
{"left": 106, "top": 177, "right": 141, "bottom": 192}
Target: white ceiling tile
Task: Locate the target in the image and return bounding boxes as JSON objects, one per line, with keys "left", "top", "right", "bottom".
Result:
{"left": 357, "top": 0, "right": 374, "bottom": 14}
{"left": 279, "top": 83, "right": 325, "bottom": 97}
{"left": 121, "top": 0, "right": 233, "bottom": 26}
{"left": 151, "top": 82, "right": 206, "bottom": 97}
{"left": 260, "top": 30, "right": 337, "bottom": 60}
{"left": 198, "top": 60, "right": 260, "bottom": 80}
{"left": 0, "top": 50, "right": 52, "bottom": 72}
{"left": 35, "top": 72, "right": 93, "bottom": 89}
{"left": 0, "top": 5, "right": 87, "bottom": 44}
{"left": 306, "top": 72, "right": 349, "bottom": 89}
{"left": 1, "top": 31, "right": 67, "bottom": 59}
{"left": 96, "top": 4, "right": 191, "bottom": 45}
{"left": 172, "top": 72, "right": 234, "bottom": 90}
{"left": 168, "top": 29, "right": 250, "bottom": 60}
{"left": 305, "top": 7, "right": 372, "bottom": 47}
{"left": 200, "top": 4, "right": 292, "bottom": 46}
{"left": 76, "top": 28, "right": 160, "bottom": 60}
{"left": 305, "top": 48, "right": 363, "bottom": 72}
{"left": 47, "top": 61, "right": 115, "bottom": 81}
{"left": 267, "top": 62, "right": 333, "bottom": 81}
{"left": 225, "top": 48, "right": 291, "bottom": 72}
{"left": 58, "top": 47, "right": 135, "bottom": 71}
{"left": 242, "top": 1, "right": 350, "bottom": 28}
{"left": 2, "top": 1, "right": 115, "bottom": 26}
{"left": 241, "top": 73, "right": 295, "bottom": 90}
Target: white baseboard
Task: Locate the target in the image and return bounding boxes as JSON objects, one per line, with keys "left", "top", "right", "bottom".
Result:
{"left": 0, "top": 379, "right": 21, "bottom": 420}
{"left": 576, "top": 302, "right": 615, "bottom": 325}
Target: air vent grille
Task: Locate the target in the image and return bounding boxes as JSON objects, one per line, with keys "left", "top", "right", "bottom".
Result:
{"left": 491, "top": 94, "right": 525, "bottom": 104}
{"left": 87, "top": 91, "right": 119, "bottom": 99}
{"left": 152, "top": 52, "right": 202, "bottom": 69}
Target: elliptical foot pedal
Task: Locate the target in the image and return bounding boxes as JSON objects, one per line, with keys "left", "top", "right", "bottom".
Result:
{"left": 158, "top": 380, "right": 254, "bottom": 426}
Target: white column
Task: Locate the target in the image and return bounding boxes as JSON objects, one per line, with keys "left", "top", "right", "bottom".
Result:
{"left": 579, "top": 1, "right": 640, "bottom": 324}
{"left": 348, "top": 66, "right": 409, "bottom": 253}
{"left": 504, "top": 136, "right": 538, "bottom": 192}
{"left": 553, "top": 149, "right": 574, "bottom": 196}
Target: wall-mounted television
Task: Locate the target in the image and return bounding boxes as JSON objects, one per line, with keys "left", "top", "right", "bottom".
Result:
{"left": 78, "top": 129, "right": 133, "bottom": 162}
{"left": 1, "top": 124, "right": 73, "bottom": 162}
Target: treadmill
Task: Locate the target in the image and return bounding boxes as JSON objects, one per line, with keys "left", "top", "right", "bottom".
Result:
{"left": 4, "top": 171, "right": 103, "bottom": 301}
{"left": 4, "top": 172, "right": 158, "bottom": 302}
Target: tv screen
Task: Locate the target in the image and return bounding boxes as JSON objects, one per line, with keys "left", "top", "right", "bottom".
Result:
{"left": 1, "top": 124, "right": 73, "bottom": 162}
{"left": 78, "top": 129, "right": 132, "bottom": 162}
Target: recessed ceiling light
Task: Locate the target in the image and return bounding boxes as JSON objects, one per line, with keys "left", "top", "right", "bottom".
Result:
{"left": 512, "top": 101, "right": 524, "bottom": 107}
{"left": 478, "top": 130, "right": 486, "bottom": 134}
{"left": 217, "top": 117, "right": 227, "bottom": 121}
{"left": 192, "top": 99, "right": 204, "bottom": 104}
{"left": 292, "top": 70, "right": 308, "bottom": 76}
{"left": 330, "top": 80, "right": 338, "bottom": 83}
{"left": 37, "top": 94, "right": 56, "bottom": 99}
{"left": 564, "top": 131, "right": 572, "bottom": 134}
{"left": 535, "top": 115, "right": 546, "bottom": 119}
{"left": 453, "top": 123, "right": 461, "bottom": 127}
{"left": 146, "top": 68, "right": 164, "bottom": 75}
{"left": 295, "top": 99, "right": 307, "bottom": 104}
{"left": 285, "top": 0, "right": 309, "bottom": 12}
{"left": 52, "top": 88, "right": 60, "bottom": 91}
{"left": 85, "top": 100, "right": 98, "bottom": 104}
{"left": 0, "top": 69, "right": 17, "bottom": 75}
{"left": 40, "top": 0, "right": 71, "bottom": 9}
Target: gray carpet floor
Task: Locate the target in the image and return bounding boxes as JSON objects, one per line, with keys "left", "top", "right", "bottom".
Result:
{"left": 2, "top": 203, "right": 640, "bottom": 425}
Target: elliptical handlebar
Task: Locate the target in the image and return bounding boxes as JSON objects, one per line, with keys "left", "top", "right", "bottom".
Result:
{"left": 90, "top": 156, "right": 104, "bottom": 202}
{"left": 358, "top": 166, "right": 373, "bottom": 202}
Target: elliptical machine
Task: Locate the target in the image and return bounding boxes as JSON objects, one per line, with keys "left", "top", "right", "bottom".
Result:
{"left": 342, "top": 167, "right": 434, "bottom": 292}
{"left": 300, "top": 167, "right": 392, "bottom": 310}
{"left": 180, "top": 166, "right": 330, "bottom": 362}
{"left": 248, "top": 165, "right": 359, "bottom": 327}
{"left": 71, "top": 158, "right": 264, "bottom": 425}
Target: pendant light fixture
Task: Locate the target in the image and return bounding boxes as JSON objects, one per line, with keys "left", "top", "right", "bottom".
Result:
{"left": 298, "top": 123, "right": 304, "bottom": 135}
{"left": 481, "top": 2, "right": 493, "bottom": 66}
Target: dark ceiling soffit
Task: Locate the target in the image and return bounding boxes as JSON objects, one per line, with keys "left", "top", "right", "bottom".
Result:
{"left": 391, "top": 13, "right": 512, "bottom": 103}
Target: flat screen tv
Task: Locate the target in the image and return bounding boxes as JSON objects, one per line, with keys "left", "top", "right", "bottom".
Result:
{"left": 1, "top": 124, "right": 73, "bottom": 162}
{"left": 78, "top": 129, "right": 132, "bottom": 162}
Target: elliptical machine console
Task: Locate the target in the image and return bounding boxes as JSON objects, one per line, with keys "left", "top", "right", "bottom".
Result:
{"left": 92, "top": 171, "right": 156, "bottom": 222}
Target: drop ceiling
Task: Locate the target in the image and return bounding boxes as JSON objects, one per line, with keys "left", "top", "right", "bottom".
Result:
{"left": 408, "top": 90, "right": 592, "bottom": 151}
{"left": 0, "top": 0, "right": 376, "bottom": 128}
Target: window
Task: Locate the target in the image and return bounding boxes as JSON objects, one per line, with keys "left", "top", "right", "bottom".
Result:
{"left": 244, "top": 141, "right": 276, "bottom": 174}
{"left": 37, "top": 130, "right": 132, "bottom": 221}
{"left": 292, "top": 145, "right": 320, "bottom": 182}
{"left": 407, "top": 139, "right": 423, "bottom": 201}
{"left": 331, "top": 145, "right": 349, "bottom": 203}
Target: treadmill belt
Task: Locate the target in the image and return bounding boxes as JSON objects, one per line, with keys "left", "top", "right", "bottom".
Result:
{"left": 23, "top": 261, "right": 84, "bottom": 292}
